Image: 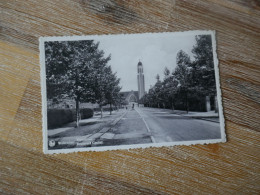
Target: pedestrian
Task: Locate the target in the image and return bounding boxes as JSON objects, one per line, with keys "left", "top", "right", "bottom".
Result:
{"left": 132, "top": 103, "right": 134, "bottom": 110}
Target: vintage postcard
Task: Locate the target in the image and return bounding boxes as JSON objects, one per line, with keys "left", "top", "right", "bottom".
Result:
{"left": 40, "top": 31, "right": 226, "bottom": 154}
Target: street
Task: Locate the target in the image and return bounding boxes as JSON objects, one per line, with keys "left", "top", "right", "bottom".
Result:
{"left": 139, "top": 107, "right": 220, "bottom": 141}
{"left": 99, "top": 107, "right": 221, "bottom": 146}
{"left": 48, "top": 107, "right": 221, "bottom": 149}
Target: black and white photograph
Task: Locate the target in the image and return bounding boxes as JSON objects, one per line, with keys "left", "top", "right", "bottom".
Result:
{"left": 40, "top": 31, "right": 226, "bottom": 154}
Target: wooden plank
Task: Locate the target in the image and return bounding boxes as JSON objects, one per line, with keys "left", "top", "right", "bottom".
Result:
{"left": 0, "top": 0, "right": 260, "bottom": 194}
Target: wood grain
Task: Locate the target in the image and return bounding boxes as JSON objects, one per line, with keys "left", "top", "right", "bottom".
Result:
{"left": 1, "top": 0, "right": 260, "bottom": 194}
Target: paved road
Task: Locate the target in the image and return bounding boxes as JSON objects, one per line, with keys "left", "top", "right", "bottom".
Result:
{"left": 101, "top": 107, "right": 221, "bottom": 146}
{"left": 136, "top": 107, "right": 221, "bottom": 143}
{"left": 101, "top": 108, "right": 153, "bottom": 146}
{"left": 49, "top": 107, "right": 221, "bottom": 149}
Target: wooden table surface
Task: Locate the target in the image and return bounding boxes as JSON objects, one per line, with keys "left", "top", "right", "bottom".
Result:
{"left": 1, "top": 0, "right": 260, "bottom": 194}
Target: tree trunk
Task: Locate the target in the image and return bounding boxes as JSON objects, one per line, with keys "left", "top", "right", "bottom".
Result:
{"left": 75, "top": 70, "right": 80, "bottom": 128}
{"left": 205, "top": 96, "right": 211, "bottom": 112}
{"left": 76, "top": 98, "right": 80, "bottom": 128}
{"left": 100, "top": 105, "right": 103, "bottom": 118}
{"left": 186, "top": 92, "right": 189, "bottom": 113}
{"left": 214, "top": 95, "right": 218, "bottom": 113}
{"left": 110, "top": 103, "right": 112, "bottom": 115}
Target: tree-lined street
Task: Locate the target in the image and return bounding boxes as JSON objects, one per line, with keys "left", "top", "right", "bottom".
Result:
{"left": 141, "top": 35, "right": 218, "bottom": 113}
{"left": 45, "top": 40, "right": 122, "bottom": 127}
{"left": 45, "top": 33, "right": 222, "bottom": 150}
{"left": 100, "top": 107, "right": 221, "bottom": 146}
{"left": 49, "top": 107, "right": 221, "bottom": 148}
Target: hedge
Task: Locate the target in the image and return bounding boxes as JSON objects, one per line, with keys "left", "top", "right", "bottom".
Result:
{"left": 80, "top": 108, "right": 94, "bottom": 119}
{"left": 47, "top": 108, "right": 93, "bottom": 129}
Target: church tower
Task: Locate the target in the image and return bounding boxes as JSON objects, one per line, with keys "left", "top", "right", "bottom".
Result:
{"left": 137, "top": 60, "right": 145, "bottom": 99}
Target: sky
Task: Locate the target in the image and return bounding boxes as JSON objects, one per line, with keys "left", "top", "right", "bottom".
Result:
{"left": 95, "top": 33, "right": 197, "bottom": 92}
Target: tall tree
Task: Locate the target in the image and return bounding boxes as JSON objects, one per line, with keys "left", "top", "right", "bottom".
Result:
{"left": 191, "top": 35, "right": 215, "bottom": 96}
{"left": 104, "top": 66, "right": 121, "bottom": 115}
{"left": 162, "top": 67, "right": 178, "bottom": 110}
{"left": 153, "top": 74, "right": 163, "bottom": 108}
{"left": 91, "top": 50, "right": 112, "bottom": 118}
{"left": 162, "top": 67, "right": 172, "bottom": 109}
{"left": 173, "top": 50, "right": 191, "bottom": 112}
{"left": 142, "top": 36, "right": 216, "bottom": 113}
{"left": 45, "top": 40, "right": 116, "bottom": 126}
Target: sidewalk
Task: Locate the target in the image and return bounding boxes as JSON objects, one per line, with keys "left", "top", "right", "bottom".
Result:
{"left": 48, "top": 110, "right": 121, "bottom": 137}
{"left": 180, "top": 110, "right": 218, "bottom": 117}
{"left": 146, "top": 107, "right": 219, "bottom": 123}
{"left": 48, "top": 109, "right": 127, "bottom": 149}
{"left": 175, "top": 110, "right": 219, "bottom": 123}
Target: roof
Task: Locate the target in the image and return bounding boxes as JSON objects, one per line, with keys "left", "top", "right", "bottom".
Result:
{"left": 120, "top": 91, "right": 139, "bottom": 100}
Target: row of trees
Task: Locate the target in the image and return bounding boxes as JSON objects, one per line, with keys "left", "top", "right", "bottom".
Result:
{"left": 45, "top": 40, "right": 122, "bottom": 127}
{"left": 141, "top": 35, "right": 217, "bottom": 113}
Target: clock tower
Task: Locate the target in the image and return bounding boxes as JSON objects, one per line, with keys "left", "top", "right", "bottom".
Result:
{"left": 137, "top": 60, "right": 145, "bottom": 99}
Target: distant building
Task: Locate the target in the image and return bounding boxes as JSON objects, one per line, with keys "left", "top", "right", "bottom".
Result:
{"left": 120, "top": 90, "right": 139, "bottom": 105}
{"left": 120, "top": 60, "right": 146, "bottom": 105}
